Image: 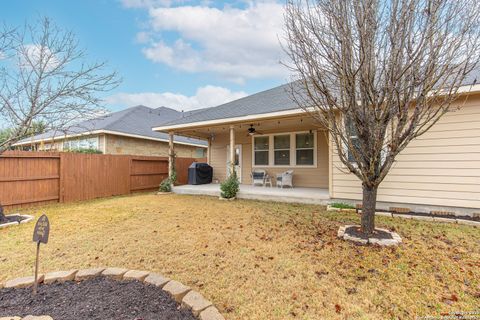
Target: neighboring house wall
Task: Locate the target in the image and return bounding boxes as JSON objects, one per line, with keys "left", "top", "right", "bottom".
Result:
{"left": 104, "top": 134, "right": 205, "bottom": 158}
{"left": 23, "top": 133, "right": 206, "bottom": 158}
{"left": 26, "top": 134, "right": 105, "bottom": 152}
{"left": 209, "top": 123, "right": 329, "bottom": 188}
{"left": 331, "top": 94, "right": 480, "bottom": 210}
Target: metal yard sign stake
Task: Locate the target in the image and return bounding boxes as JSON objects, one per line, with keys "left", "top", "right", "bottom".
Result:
{"left": 32, "top": 214, "right": 50, "bottom": 295}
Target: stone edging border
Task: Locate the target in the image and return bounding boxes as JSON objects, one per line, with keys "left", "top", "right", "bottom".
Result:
{"left": 0, "top": 214, "right": 34, "bottom": 229}
{"left": 0, "top": 267, "right": 225, "bottom": 320}
{"left": 327, "top": 205, "right": 480, "bottom": 227}
{"left": 218, "top": 197, "right": 235, "bottom": 201}
{"left": 0, "top": 315, "right": 52, "bottom": 320}
{"left": 337, "top": 225, "right": 402, "bottom": 246}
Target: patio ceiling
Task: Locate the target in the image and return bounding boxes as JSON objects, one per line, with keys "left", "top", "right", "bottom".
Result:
{"left": 166, "top": 114, "right": 324, "bottom": 140}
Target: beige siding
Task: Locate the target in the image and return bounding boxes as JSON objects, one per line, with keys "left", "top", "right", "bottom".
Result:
{"left": 105, "top": 134, "right": 203, "bottom": 157}
{"left": 209, "top": 125, "right": 329, "bottom": 188}
{"left": 331, "top": 96, "right": 480, "bottom": 209}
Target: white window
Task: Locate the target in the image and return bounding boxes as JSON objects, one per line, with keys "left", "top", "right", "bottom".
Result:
{"left": 63, "top": 137, "right": 99, "bottom": 150}
{"left": 274, "top": 134, "right": 290, "bottom": 165}
{"left": 254, "top": 136, "right": 269, "bottom": 166}
{"left": 252, "top": 131, "right": 317, "bottom": 167}
{"left": 195, "top": 148, "right": 206, "bottom": 158}
{"left": 295, "top": 132, "right": 314, "bottom": 165}
{"left": 345, "top": 118, "right": 360, "bottom": 163}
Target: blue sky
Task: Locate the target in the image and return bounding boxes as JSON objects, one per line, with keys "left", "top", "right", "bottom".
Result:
{"left": 2, "top": 0, "right": 288, "bottom": 112}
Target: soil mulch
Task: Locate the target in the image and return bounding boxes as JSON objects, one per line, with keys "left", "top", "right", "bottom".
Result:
{"left": 345, "top": 226, "right": 394, "bottom": 240}
{"left": 392, "top": 211, "right": 480, "bottom": 222}
{"left": 0, "top": 215, "right": 27, "bottom": 225}
{"left": 0, "top": 277, "right": 197, "bottom": 320}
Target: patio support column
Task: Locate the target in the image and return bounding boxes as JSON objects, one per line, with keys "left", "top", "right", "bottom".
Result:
{"left": 207, "top": 137, "right": 211, "bottom": 165}
{"left": 229, "top": 125, "right": 235, "bottom": 174}
{"left": 168, "top": 131, "right": 174, "bottom": 179}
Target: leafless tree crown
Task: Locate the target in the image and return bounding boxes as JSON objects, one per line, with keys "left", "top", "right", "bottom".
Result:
{"left": 0, "top": 17, "right": 121, "bottom": 151}
{"left": 284, "top": 0, "right": 480, "bottom": 187}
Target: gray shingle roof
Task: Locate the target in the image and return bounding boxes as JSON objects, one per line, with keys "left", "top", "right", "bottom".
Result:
{"left": 158, "top": 69, "right": 480, "bottom": 128}
{"left": 158, "top": 83, "right": 301, "bottom": 127}
{"left": 17, "top": 106, "right": 207, "bottom": 146}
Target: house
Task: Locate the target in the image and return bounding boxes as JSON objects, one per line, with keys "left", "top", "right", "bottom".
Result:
{"left": 153, "top": 76, "right": 480, "bottom": 215}
{"left": 13, "top": 106, "right": 207, "bottom": 158}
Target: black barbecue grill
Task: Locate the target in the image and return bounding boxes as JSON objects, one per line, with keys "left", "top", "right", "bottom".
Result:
{"left": 188, "top": 162, "right": 213, "bottom": 185}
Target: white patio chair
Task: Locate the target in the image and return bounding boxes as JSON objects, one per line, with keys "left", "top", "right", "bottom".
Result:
{"left": 276, "top": 170, "right": 294, "bottom": 188}
{"left": 251, "top": 169, "right": 267, "bottom": 186}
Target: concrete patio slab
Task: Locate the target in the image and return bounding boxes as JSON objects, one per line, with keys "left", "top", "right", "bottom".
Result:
{"left": 173, "top": 184, "right": 330, "bottom": 205}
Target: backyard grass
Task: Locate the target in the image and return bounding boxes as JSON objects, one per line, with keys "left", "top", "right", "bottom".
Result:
{"left": 1, "top": 193, "right": 479, "bottom": 319}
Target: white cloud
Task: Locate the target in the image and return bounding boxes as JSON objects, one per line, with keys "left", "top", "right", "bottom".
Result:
{"left": 135, "top": 31, "right": 151, "bottom": 44}
{"left": 105, "top": 85, "right": 247, "bottom": 111}
{"left": 121, "top": 0, "right": 174, "bottom": 9}
{"left": 19, "top": 44, "right": 60, "bottom": 70}
{"left": 132, "top": 1, "right": 288, "bottom": 83}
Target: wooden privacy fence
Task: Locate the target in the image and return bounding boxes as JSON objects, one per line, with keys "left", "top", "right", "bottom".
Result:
{"left": 0, "top": 151, "right": 205, "bottom": 210}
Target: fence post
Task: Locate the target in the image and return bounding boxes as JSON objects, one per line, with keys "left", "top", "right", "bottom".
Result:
{"left": 59, "top": 153, "right": 65, "bottom": 203}
{"left": 128, "top": 156, "right": 132, "bottom": 194}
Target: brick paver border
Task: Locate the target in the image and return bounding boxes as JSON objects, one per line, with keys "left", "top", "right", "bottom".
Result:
{"left": 0, "top": 268, "right": 224, "bottom": 320}
{"left": 0, "top": 214, "right": 34, "bottom": 229}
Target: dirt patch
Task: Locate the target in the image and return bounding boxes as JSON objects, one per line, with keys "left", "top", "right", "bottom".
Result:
{"left": 0, "top": 215, "right": 27, "bottom": 225}
{"left": 344, "top": 226, "right": 394, "bottom": 240}
{"left": 0, "top": 277, "right": 196, "bottom": 320}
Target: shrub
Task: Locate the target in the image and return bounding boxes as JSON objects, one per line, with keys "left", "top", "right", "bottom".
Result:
{"left": 170, "top": 169, "right": 177, "bottom": 186}
{"left": 159, "top": 178, "right": 172, "bottom": 193}
{"left": 330, "top": 202, "right": 355, "bottom": 209}
{"left": 220, "top": 171, "right": 239, "bottom": 199}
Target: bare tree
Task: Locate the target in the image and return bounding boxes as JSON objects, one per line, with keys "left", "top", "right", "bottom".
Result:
{"left": 0, "top": 17, "right": 120, "bottom": 153}
{"left": 284, "top": 0, "right": 480, "bottom": 235}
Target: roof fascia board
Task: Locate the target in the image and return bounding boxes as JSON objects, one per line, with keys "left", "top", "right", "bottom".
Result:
{"left": 152, "top": 108, "right": 307, "bottom": 132}
{"left": 13, "top": 129, "right": 207, "bottom": 148}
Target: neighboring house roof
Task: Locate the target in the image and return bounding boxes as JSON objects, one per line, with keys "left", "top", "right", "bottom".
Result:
{"left": 14, "top": 106, "right": 207, "bottom": 147}
{"left": 154, "top": 69, "right": 480, "bottom": 130}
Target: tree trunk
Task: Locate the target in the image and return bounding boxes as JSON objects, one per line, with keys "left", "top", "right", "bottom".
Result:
{"left": 361, "top": 184, "right": 377, "bottom": 235}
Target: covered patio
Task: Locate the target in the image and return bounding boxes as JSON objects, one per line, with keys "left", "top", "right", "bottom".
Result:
{"left": 173, "top": 184, "right": 330, "bottom": 205}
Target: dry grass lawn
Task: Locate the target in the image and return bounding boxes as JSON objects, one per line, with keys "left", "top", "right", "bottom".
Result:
{"left": 1, "top": 193, "right": 479, "bottom": 319}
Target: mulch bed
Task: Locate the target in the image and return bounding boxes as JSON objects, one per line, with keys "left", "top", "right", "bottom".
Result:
{"left": 345, "top": 226, "right": 393, "bottom": 240}
{"left": 392, "top": 211, "right": 480, "bottom": 221}
{"left": 0, "top": 277, "right": 197, "bottom": 320}
{"left": 0, "top": 215, "right": 27, "bottom": 225}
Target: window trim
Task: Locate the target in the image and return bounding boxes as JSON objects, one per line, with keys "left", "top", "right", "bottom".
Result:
{"left": 343, "top": 117, "right": 359, "bottom": 164}
{"left": 273, "top": 134, "right": 291, "bottom": 166}
{"left": 295, "top": 132, "right": 316, "bottom": 166}
{"left": 63, "top": 136, "right": 100, "bottom": 151}
{"left": 253, "top": 135, "right": 270, "bottom": 166}
{"left": 252, "top": 130, "right": 317, "bottom": 168}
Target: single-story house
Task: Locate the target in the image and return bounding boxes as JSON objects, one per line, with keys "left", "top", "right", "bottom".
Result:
{"left": 13, "top": 106, "right": 207, "bottom": 158}
{"left": 153, "top": 76, "right": 480, "bottom": 215}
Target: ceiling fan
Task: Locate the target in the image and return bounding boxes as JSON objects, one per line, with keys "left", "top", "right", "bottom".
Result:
{"left": 247, "top": 124, "right": 262, "bottom": 136}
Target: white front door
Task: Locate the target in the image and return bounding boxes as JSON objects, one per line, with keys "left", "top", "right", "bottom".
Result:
{"left": 226, "top": 144, "right": 242, "bottom": 182}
